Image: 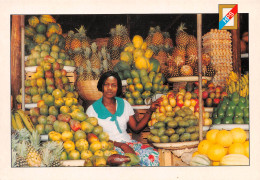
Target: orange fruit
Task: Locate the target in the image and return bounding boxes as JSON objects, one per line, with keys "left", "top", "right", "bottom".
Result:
{"left": 216, "top": 130, "right": 233, "bottom": 147}
{"left": 207, "top": 144, "right": 226, "bottom": 161}
{"left": 212, "top": 161, "right": 220, "bottom": 166}
{"left": 230, "top": 128, "right": 247, "bottom": 143}
{"left": 244, "top": 141, "right": 249, "bottom": 158}
{"left": 228, "top": 142, "right": 246, "bottom": 155}
{"left": 206, "top": 129, "right": 219, "bottom": 144}
{"left": 198, "top": 140, "right": 212, "bottom": 155}
{"left": 192, "top": 151, "right": 200, "bottom": 157}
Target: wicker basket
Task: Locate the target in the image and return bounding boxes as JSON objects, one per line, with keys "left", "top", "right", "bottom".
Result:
{"left": 76, "top": 80, "right": 103, "bottom": 101}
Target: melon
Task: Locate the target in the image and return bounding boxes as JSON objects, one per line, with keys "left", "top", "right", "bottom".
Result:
{"left": 220, "top": 154, "right": 249, "bottom": 166}
{"left": 190, "top": 154, "right": 211, "bottom": 166}
{"left": 35, "top": 23, "right": 47, "bottom": 34}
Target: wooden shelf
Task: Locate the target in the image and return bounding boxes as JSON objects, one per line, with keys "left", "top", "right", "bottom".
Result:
{"left": 167, "top": 76, "right": 212, "bottom": 83}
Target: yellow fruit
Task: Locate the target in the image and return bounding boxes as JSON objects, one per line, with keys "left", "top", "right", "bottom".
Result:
{"left": 230, "top": 128, "right": 247, "bottom": 143}
{"left": 206, "top": 129, "right": 219, "bottom": 144}
{"left": 75, "top": 139, "right": 89, "bottom": 152}
{"left": 220, "top": 154, "right": 249, "bottom": 166}
{"left": 110, "top": 150, "right": 118, "bottom": 155}
{"left": 89, "top": 141, "right": 102, "bottom": 153}
{"left": 132, "top": 35, "right": 143, "bottom": 49}
{"left": 61, "top": 131, "right": 73, "bottom": 142}
{"left": 63, "top": 140, "right": 75, "bottom": 153}
{"left": 192, "top": 151, "right": 200, "bottom": 157}
{"left": 198, "top": 140, "right": 212, "bottom": 155}
{"left": 48, "top": 131, "right": 62, "bottom": 141}
{"left": 81, "top": 150, "right": 93, "bottom": 160}
{"left": 212, "top": 161, "right": 220, "bottom": 166}
{"left": 207, "top": 144, "right": 226, "bottom": 162}
{"left": 141, "top": 41, "right": 147, "bottom": 50}
{"left": 94, "top": 150, "right": 104, "bottom": 157}
{"left": 228, "top": 143, "right": 246, "bottom": 155}
{"left": 135, "top": 56, "right": 150, "bottom": 70}
{"left": 144, "top": 48, "right": 154, "bottom": 59}
{"left": 216, "top": 130, "right": 233, "bottom": 147}
{"left": 244, "top": 141, "right": 249, "bottom": 158}
{"left": 133, "top": 48, "right": 144, "bottom": 60}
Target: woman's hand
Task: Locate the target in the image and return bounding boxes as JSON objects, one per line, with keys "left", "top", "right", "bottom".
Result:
{"left": 148, "top": 97, "right": 162, "bottom": 112}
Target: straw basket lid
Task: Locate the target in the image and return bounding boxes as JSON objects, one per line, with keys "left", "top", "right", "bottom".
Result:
{"left": 76, "top": 80, "right": 103, "bottom": 101}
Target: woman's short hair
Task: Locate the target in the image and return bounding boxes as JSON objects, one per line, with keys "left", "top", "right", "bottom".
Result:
{"left": 97, "top": 71, "right": 122, "bottom": 97}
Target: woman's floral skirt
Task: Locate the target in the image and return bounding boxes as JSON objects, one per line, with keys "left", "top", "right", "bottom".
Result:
{"left": 114, "top": 140, "right": 159, "bottom": 166}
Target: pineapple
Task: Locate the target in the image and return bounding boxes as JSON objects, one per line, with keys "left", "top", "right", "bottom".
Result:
{"left": 15, "top": 141, "right": 29, "bottom": 167}
{"left": 172, "top": 45, "right": 186, "bottom": 57}
{"left": 76, "top": 25, "right": 91, "bottom": 49}
{"left": 70, "top": 37, "right": 82, "bottom": 53}
{"left": 120, "top": 25, "right": 131, "bottom": 47}
{"left": 26, "top": 130, "right": 42, "bottom": 167}
{"left": 163, "top": 32, "right": 174, "bottom": 49}
{"left": 186, "top": 43, "right": 198, "bottom": 68}
{"left": 188, "top": 35, "right": 197, "bottom": 44}
{"left": 202, "top": 53, "right": 211, "bottom": 66}
{"left": 65, "top": 30, "right": 74, "bottom": 52}
{"left": 107, "top": 28, "right": 116, "bottom": 51}
{"left": 167, "top": 59, "right": 179, "bottom": 77}
{"left": 152, "top": 26, "right": 164, "bottom": 46}
{"left": 101, "top": 47, "right": 112, "bottom": 72}
{"left": 90, "top": 42, "right": 102, "bottom": 79}
{"left": 180, "top": 65, "right": 193, "bottom": 76}
{"left": 110, "top": 46, "right": 121, "bottom": 60}
{"left": 41, "top": 141, "right": 63, "bottom": 167}
{"left": 176, "top": 23, "right": 189, "bottom": 47}
{"left": 205, "top": 63, "right": 216, "bottom": 77}
{"left": 81, "top": 47, "right": 93, "bottom": 80}
{"left": 145, "top": 27, "right": 156, "bottom": 46}
{"left": 113, "top": 25, "right": 122, "bottom": 47}
{"left": 173, "top": 55, "right": 185, "bottom": 67}
{"left": 73, "top": 53, "right": 85, "bottom": 67}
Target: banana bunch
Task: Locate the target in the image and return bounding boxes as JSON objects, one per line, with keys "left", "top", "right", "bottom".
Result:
{"left": 226, "top": 71, "right": 249, "bottom": 97}
{"left": 11, "top": 109, "right": 35, "bottom": 133}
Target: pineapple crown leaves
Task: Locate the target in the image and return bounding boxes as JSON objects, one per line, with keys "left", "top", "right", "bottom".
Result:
{"left": 17, "top": 128, "right": 31, "bottom": 142}
{"left": 163, "top": 32, "right": 171, "bottom": 38}
{"left": 102, "top": 59, "right": 109, "bottom": 70}
{"left": 29, "top": 130, "right": 41, "bottom": 151}
{"left": 41, "top": 141, "right": 64, "bottom": 166}
{"left": 11, "top": 133, "right": 19, "bottom": 150}
{"left": 148, "top": 26, "right": 156, "bottom": 35}
{"left": 41, "top": 148, "right": 54, "bottom": 167}
{"left": 84, "top": 47, "right": 91, "bottom": 59}
{"left": 115, "top": 24, "right": 124, "bottom": 36}
{"left": 101, "top": 46, "right": 107, "bottom": 60}
{"left": 16, "top": 141, "right": 28, "bottom": 158}
{"left": 11, "top": 149, "right": 17, "bottom": 167}
{"left": 90, "top": 42, "right": 98, "bottom": 53}
{"left": 155, "top": 26, "right": 162, "bottom": 32}
{"left": 67, "top": 30, "right": 75, "bottom": 37}
{"left": 75, "top": 25, "right": 87, "bottom": 37}
{"left": 109, "top": 28, "right": 116, "bottom": 36}
{"left": 177, "top": 23, "right": 187, "bottom": 34}
{"left": 98, "top": 51, "right": 102, "bottom": 60}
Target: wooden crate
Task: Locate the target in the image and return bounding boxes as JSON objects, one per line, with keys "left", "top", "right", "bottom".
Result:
{"left": 158, "top": 149, "right": 189, "bottom": 166}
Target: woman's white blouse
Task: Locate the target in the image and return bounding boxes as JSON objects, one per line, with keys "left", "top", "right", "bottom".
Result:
{"left": 86, "top": 99, "right": 135, "bottom": 142}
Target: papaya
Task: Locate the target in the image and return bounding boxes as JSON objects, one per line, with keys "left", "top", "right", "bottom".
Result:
{"left": 153, "top": 73, "right": 163, "bottom": 84}
{"left": 130, "top": 69, "right": 140, "bottom": 78}
{"left": 149, "top": 58, "right": 160, "bottom": 72}
{"left": 113, "top": 61, "right": 131, "bottom": 72}
{"left": 123, "top": 70, "right": 131, "bottom": 79}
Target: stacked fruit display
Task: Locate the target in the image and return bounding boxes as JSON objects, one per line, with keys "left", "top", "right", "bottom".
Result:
{"left": 76, "top": 43, "right": 113, "bottom": 81}
{"left": 202, "top": 29, "right": 233, "bottom": 87}
{"left": 226, "top": 71, "right": 249, "bottom": 97}
{"left": 190, "top": 80, "right": 228, "bottom": 107}
{"left": 124, "top": 69, "right": 168, "bottom": 105}
{"left": 212, "top": 92, "right": 249, "bottom": 125}
{"left": 12, "top": 128, "right": 64, "bottom": 167}
{"left": 25, "top": 15, "right": 65, "bottom": 56}
{"left": 190, "top": 128, "right": 249, "bottom": 166}
{"left": 48, "top": 116, "right": 118, "bottom": 166}
{"left": 107, "top": 24, "right": 131, "bottom": 65}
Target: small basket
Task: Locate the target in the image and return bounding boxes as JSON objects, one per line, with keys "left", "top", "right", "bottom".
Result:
{"left": 76, "top": 80, "right": 103, "bottom": 101}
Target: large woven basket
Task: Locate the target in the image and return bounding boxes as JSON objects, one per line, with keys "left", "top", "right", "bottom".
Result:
{"left": 76, "top": 80, "right": 103, "bottom": 101}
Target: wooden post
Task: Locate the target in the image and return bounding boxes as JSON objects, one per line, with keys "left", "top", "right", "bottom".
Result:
{"left": 197, "top": 14, "right": 203, "bottom": 141}
{"left": 11, "top": 15, "right": 22, "bottom": 110}
{"left": 231, "top": 14, "right": 241, "bottom": 77}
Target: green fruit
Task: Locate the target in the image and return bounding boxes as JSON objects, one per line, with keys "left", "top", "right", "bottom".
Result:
{"left": 130, "top": 69, "right": 140, "bottom": 78}
{"left": 37, "top": 115, "right": 47, "bottom": 125}
{"left": 40, "top": 105, "right": 49, "bottom": 116}
{"left": 45, "top": 124, "right": 54, "bottom": 134}
{"left": 190, "top": 132, "right": 199, "bottom": 141}
{"left": 134, "top": 98, "right": 144, "bottom": 105}
{"left": 164, "top": 128, "right": 175, "bottom": 136}
{"left": 36, "top": 124, "right": 45, "bottom": 135}
{"left": 160, "top": 135, "right": 169, "bottom": 143}
{"left": 133, "top": 77, "right": 141, "bottom": 84}
{"left": 170, "top": 134, "right": 179, "bottom": 143}
{"left": 127, "top": 98, "right": 135, "bottom": 105}
{"left": 187, "top": 119, "right": 198, "bottom": 126}
{"left": 141, "top": 91, "right": 151, "bottom": 99}
{"left": 234, "top": 107, "right": 244, "bottom": 117}
{"left": 123, "top": 70, "right": 132, "bottom": 80}
{"left": 225, "top": 109, "right": 234, "bottom": 117}
{"left": 222, "top": 117, "right": 233, "bottom": 124}
{"left": 243, "top": 108, "right": 249, "bottom": 118}
{"left": 151, "top": 84, "right": 159, "bottom": 93}
{"left": 239, "top": 97, "right": 246, "bottom": 104}
{"left": 150, "top": 129, "right": 159, "bottom": 136}
{"left": 213, "top": 118, "right": 222, "bottom": 124}
{"left": 98, "top": 132, "right": 109, "bottom": 142}
{"left": 227, "top": 101, "right": 236, "bottom": 111}
{"left": 35, "top": 23, "right": 47, "bottom": 34}
{"left": 49, "top": 106, "right": 59, "bottom": 117}
{"left": 233, "top": 116, "right": 244, "bottom": 124}
{"left": 244, "top": 117, "right": 249, "bottom": 124}
{"left": 149, "top": 58, "right": 160, "bottom": 72}
{"left": 113, "top": 61, "right": 131, "bottom": 72}
{"left": 180, "top": 133, "right": 191, "bottom": 142}
{"left": 74, "top": 130, "right": 87, "bottom": 142}
{"left": 231, "top": 92, "right": 240, "bottom": 105}
{"left": 153, "top": 73, "right": 162, "bottom": 84}
{"left": 186, "top": 126, "right": 196, "bottom": 133}
{"left": 153, "top": 121, "right": 165, "bottom": 129}
{"left": 140, "top": 76, "right": 150, "bottom": 85}
{"left": 167, "top": 120, "right": 178, "bottom": 129}
{"left": 157, "top": 127, "right": 166, "bottom": 137}
{"left": 135, "top": 83, "right": 144, "bottom": 92}
{"left": 164, "top": 117, "right": 174, "bottom": 123}
{"left": 125, "top": 153, "right": 140, "bottom": 166}
{"left": 174, "top": 116, "right": 183, "bottom": 122}
{"left": 151, "top": 135, "right": 160, "bottom": 143}
{"left": 176, "top": 127, "right": 185, "bottom": 135}
{"left": 25, "top": 25, "right": 36, "bottom": 37}
{"left": 178, "top": 120, "right": 189, "bottom": 128}
{"left": 132, "top": 91, "right": 141, "bottom": 99}
{"left": 48, "top": 33, "right": 60, "bottom": 45}
{"left": 217, "top": 109, "right": 225, "bottom": 119}
{"left": 125, "top": 91, "right": 132, "bottom": 99}
{"left": 92, "top": 126, "right": 103, "bottom": 136}
{"left": 238, "top": 102, "right": 246, "bottom": 111}
{"left": 148, "top": 71, "right": 156, "bottom": 82}
{"left": 126, "top": 78, "right": 133, "bottom": 85}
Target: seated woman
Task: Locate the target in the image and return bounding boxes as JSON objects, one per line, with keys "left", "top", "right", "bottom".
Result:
{"left": 86, "top": 71, "right": 161, "bottom": 166}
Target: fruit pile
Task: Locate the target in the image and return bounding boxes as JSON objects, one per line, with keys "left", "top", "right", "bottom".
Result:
{"left": 25, "top": 15, "right": 65, "bottom": 57}
{"left": 190, "top": 128, "right": 249, "bottom": 166}
{"left": 124, "top": 69, "right": 168, "bottom": 105}
{"left": 202, "top": 29, "right": 233, "bottom": 87}
{"left": 12, "top": 128, "right": 64, "bottom": 167}
{"left": 48, "top": 116, "right": 119, "bottom": 166}
{"left": 147, "top": 106, "right": 200, "bottom": 143}
{"left": 212, "top": 92, "right": 249, "bottom": 124}
{"left": 190, "top": 80, "right": 228, "bottom": 108}
{"left": 226, "top": 71, "right": 249, "bottom": 97}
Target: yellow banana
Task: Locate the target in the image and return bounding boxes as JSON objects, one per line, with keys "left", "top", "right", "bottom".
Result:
{"left": 236, "top": 81, "right": 240, "bottom": 92}
{"left": 16, "top": 109, "right": 35, "bottom": 133}
{"left": 14, "top": 112, "right": 24, "bottom": 130}
{"left": 11, "top": 113, "right": 18, "bottom": 130}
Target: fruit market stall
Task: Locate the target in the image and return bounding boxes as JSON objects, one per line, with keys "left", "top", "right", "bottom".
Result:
{"left": 10, "top": 13, "right": 249, "bottom": 167}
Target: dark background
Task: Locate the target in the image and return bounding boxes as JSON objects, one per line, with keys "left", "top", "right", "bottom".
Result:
{"left": 25, "top": 13, "right": 248, "bottom": 41}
